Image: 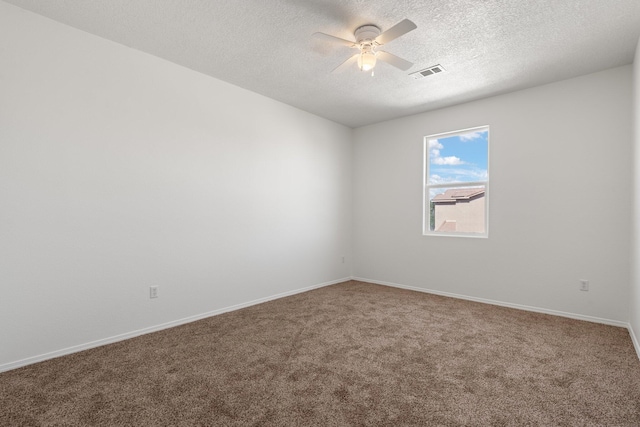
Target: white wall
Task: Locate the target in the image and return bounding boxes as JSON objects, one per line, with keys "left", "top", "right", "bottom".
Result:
{"left": 0, "top": 3, "right": 352, "bottom": 370}
{"left": 353, "top": 66, "right": 633, "bottom": 324}
{"left": 631, "top": 37, "right": 640, "bottom": 353}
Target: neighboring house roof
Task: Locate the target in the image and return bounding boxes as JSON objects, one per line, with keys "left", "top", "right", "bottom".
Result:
{"left": 432, "top": 188, "right": 485, "bottom": 204}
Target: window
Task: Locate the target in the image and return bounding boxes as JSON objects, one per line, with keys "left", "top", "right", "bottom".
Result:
{"left": 423, "top": 126, "right": 489, "bottom": 237}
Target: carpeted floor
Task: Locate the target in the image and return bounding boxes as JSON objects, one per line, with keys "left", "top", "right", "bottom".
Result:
{"left": 2, "top": 280, "right": 640, "bottom": 426}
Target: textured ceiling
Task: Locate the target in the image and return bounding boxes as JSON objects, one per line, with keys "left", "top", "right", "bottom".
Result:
{"left": 4, "top": 0, "right": 640, "bottom": 128}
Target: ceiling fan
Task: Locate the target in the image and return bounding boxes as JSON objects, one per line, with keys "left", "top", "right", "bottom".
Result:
{"left": 314, "top": 19, "right": 417, "bottom": 73}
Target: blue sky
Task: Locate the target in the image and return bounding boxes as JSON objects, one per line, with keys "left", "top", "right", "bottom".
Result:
{"left": 427, "top": 129, "right": 488, "bottom": 186}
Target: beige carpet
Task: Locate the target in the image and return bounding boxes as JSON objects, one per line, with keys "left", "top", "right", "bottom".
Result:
{"left": 2, "top": 280, "right": 640, "bottom": 426}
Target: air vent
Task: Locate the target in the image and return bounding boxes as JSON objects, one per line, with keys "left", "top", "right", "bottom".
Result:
{"left": 410, "top": 64, "right": 445, "bottom": 79}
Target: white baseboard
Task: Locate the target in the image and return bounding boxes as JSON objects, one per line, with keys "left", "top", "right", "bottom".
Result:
{"left": 629, "top": 324, "right": 640, "bottom": 361}
{"left": 352, "top": 276, "right": 630, "bottom": 328}
{"left": 5, "top": 276, "right": 636, "bottom": 373}
{"left": 0, "top": 277, "right": 350, "bottom": 373}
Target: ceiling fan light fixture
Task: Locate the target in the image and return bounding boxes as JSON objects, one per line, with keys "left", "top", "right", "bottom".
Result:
{"left": 358, "top": 48, "right": 377, "bottom": 72}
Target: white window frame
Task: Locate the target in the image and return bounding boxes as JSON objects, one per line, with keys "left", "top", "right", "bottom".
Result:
{"left": 423, "top": 125, "right": 489, "bottom": 238}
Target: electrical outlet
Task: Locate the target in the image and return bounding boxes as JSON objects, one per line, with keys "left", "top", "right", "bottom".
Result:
{"left": 150, "top": 286, "right": 158, "bottom": 299}
{"left": 341, "top": 256, "right": 345, "bottom": 264}
{"left": 579, "top": 280, "right": 589, "bottom": 292}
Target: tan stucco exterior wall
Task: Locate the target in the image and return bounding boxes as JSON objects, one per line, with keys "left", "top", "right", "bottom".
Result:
{"left": 434, "top": 195, "right": 485, "bottom": 233}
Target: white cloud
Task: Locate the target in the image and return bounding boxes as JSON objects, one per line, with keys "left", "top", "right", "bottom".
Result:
{"left": 446, "top": 168, "right": 487, "bottom": 180}
{"left": 428, "top": 167, "right": 487, "bottom": 185}
{"left": 459, "top": 131, "right": 487, "bottom": 141}
{"left": 429, "top": 139, "right": 465, "bottom": 165}
{"left": 428, "top": 139, "right": 443, "bottom": 158}
{"left": 433, "top": 156, "right": 464, "bottom": 165}
{"left": 428, "top": 139, "right": 442, "bottom": 149}
{"left": 428, "top": 174, "right": 447, "bottom": 185}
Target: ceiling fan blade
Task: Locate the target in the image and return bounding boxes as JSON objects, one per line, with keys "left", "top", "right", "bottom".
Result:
{"left": 377, "top": 51, "right": 413, "bottom": 71}
{"left": 331, "top": 54, "right": 359, "bottom": 73}
{"left": 313, "top": 32, "right": 357, "bottom": 48}
{"left": 375, "top": 19, "right": 417, "bottom": 45}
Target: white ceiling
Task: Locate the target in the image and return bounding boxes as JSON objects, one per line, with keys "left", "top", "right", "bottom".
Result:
{"left": 5, "top": 0, "right": 640, "bottom": 128}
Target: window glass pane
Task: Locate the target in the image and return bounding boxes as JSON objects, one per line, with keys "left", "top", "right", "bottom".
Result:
{"left": 427, "top": 129, "right": 488, "bottom": 185}
{"left": 429, "top": 185, "right": 486, "bottom": 233}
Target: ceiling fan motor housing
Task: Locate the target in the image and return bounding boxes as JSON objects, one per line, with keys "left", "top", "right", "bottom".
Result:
{"left": 354, "top": 25, "right": 381, "bottom": 44}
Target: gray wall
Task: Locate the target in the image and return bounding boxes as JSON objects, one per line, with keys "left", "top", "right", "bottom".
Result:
{"left": 631, "top": 37, "right": 640, "bottom": 354}
{"left": 353, "top": 66, "right": 633, "bottom": 324}
{"left": 0, "top": 3, "right": 353, "bottom": 370}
